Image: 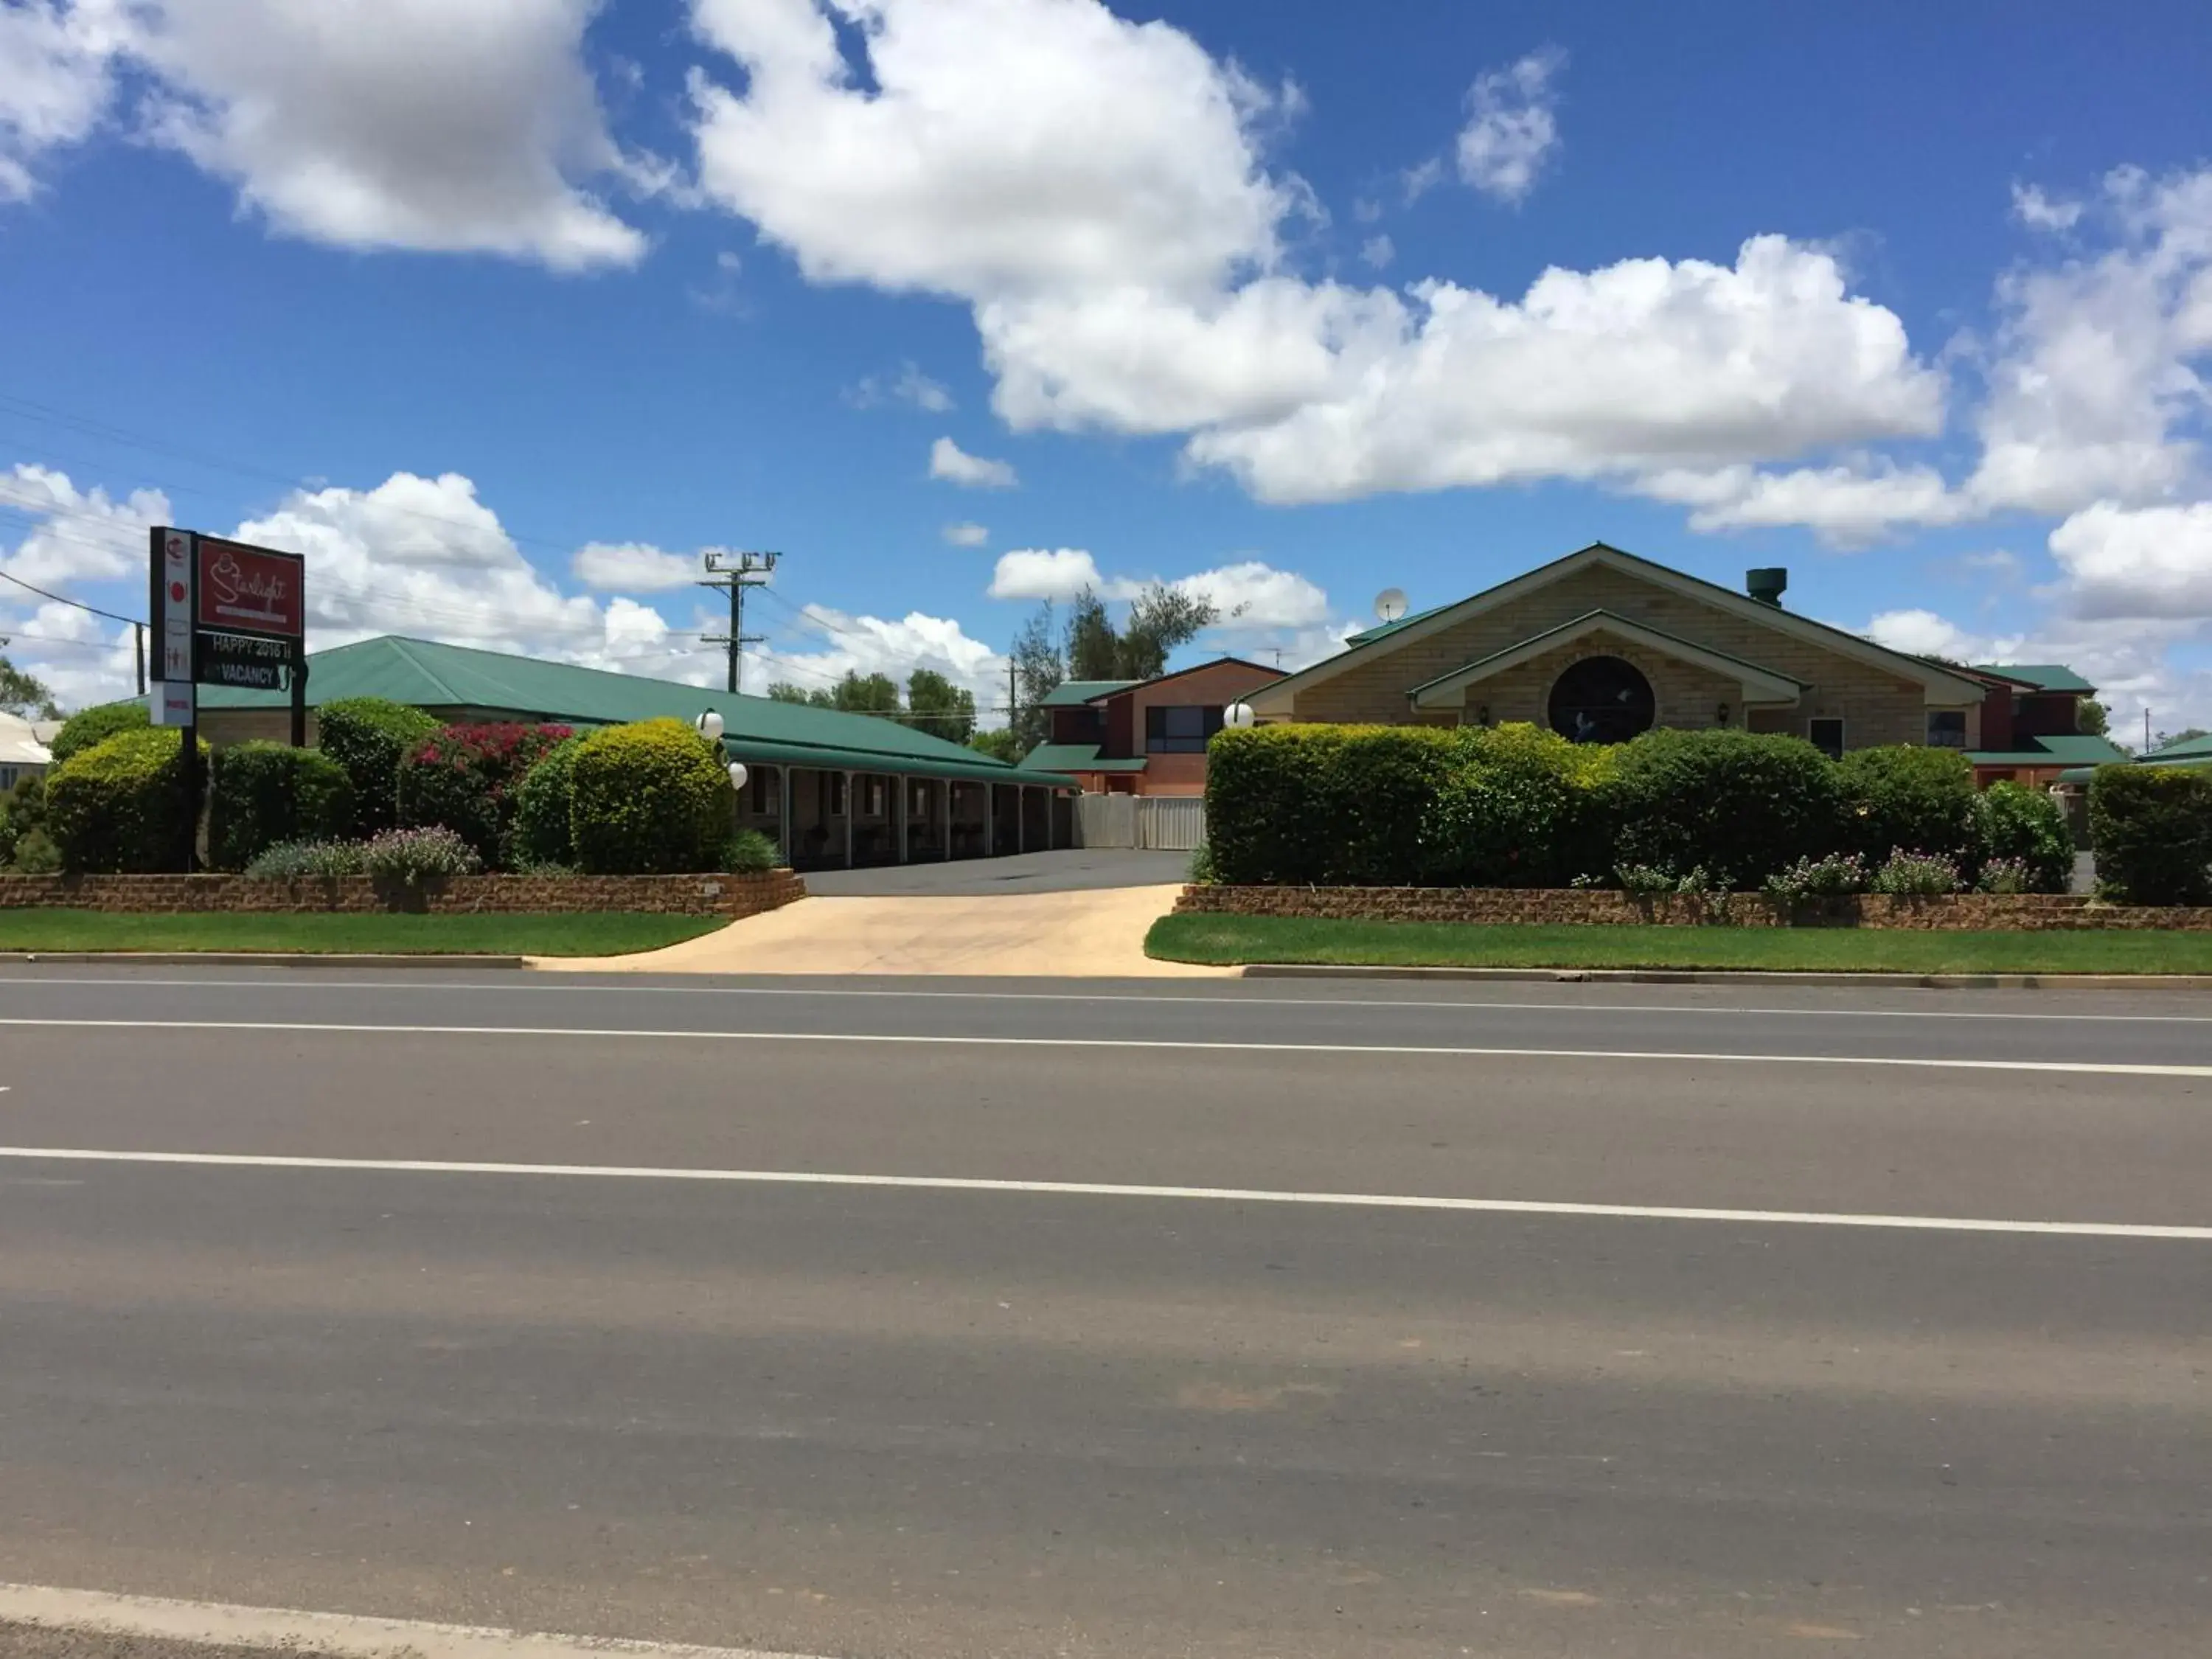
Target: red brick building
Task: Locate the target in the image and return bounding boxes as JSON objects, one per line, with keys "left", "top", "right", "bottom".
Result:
{"left": 1018, "top": 657, "right": 1284, "bottom": 796}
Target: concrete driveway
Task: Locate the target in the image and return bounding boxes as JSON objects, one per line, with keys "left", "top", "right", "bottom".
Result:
{"left": 549, "top": 850, "right": 1218, "bottom": 976}
{"left": 801, "top": 848, "right": 1192, "bottom": 896}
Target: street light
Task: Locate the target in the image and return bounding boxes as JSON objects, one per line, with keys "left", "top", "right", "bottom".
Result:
{"left": 695, "top": 709, "right": 726, "bottom": 742}
{"left": 728, "top": 761, "right": 748, "bottom": 792}
{"left": 1224, "top": 701, "right": 1257, "bottom": 730}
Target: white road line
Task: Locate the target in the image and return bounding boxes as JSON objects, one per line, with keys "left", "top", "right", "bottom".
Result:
{"left": 0, "top": 1582, "right": 820, "bottom": 1659}
{"left": 2, "top": 1015, "right": 2208, "bottom": 1076}
{"left": 1, "top": 1146, "right": 2206, "bottom": 1239}
{"left": 4, "top": 973, "right": 2212, "bottom": 1022}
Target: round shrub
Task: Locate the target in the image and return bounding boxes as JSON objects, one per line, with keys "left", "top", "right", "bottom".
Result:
{"left": 569, "top": 718, "right": 733, "bottom": 874}
{"left": 718, "top": 828, "right": 780, "bottom": 874}
{"left": 48, "top": 700, "right": 149, "bottom": 765}
{"left": 44, "top": 727, "right": 205, "bottom": 873}
{"left": 2090, "top": 765, "right": 2212, "bottom": 905}
{"left": 1972, "top": 781, "right": 2073, "bottom": 894}
{"left": 1835, "top": 745, "right": 1978, "bottom": 865}
{"left": 396, "top": 721, "right": 572, "bottom": 866}
{"left": 316, "top": 698, "right": 442, "bottom": 835}
{"left": 509, "top": 736, "right": 583, "bottom": 868}
{"left": 1610, "top": 728, "right": 1844, "bottom": 888}
{"left": 361, "top": 825, "right": 482, "bottom": 883}
{"left": 7, "top": 827, "right": 60, "bottom": 874}
{"left": 207, "top": 742, "right": 355, "bottom": 871}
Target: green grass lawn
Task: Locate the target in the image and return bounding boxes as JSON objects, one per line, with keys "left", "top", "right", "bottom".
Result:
{"left": 1147, "top": 913, "right": 2212, "bottom": 975}
{"left": 0, "top": 910, "right": 728, "bottom": 958}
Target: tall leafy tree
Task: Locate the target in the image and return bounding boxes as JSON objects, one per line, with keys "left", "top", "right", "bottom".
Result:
{"left": 1063, "top": 589, "right": 1119, "bottom": 681}
{"left": 2077, "top": 697, "right": 2110, "bottom": 737}
{"left": 905, "top": 669, "right": 977, "bottom": 743}
{"left": 969, "top": 728, "right": 1020, "bottom": 763}
{"left": 826, "top": 670, "right": 902, "bottom": 714}
{"left": 1010, "top": 602, "right": 1064, "bottom": 754}
{"left": 0, "top": 653, "right": 60, "bottom": 721}
{"left": 1116, "top": 583, "right": 1218, "bottom": 679}
{"left": 765, "top": 682, "right": 815, "bottom": 704}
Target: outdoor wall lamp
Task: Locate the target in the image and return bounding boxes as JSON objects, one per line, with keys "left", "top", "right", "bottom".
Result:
{"left": 1224, "top": 701, "right": 1256, "bottom": 729}
{"left": 728, "top": 762, "right": 748, "bottom": 791}
{"left": 695, "top": 709, "right": 726, "bottom": 741}
{"left": 1717, "top": 702, "right": 1732, "bottom": 726}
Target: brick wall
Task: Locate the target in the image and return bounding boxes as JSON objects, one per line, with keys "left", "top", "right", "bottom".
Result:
{"left": 1175, "top": 884, "right": 2212, "bottom": 932}
{"left": 0, "top": 870, "right": 807, "bottom": 917}
{"left": 1287, "top": 563, "right": 1974, "bottom": 750}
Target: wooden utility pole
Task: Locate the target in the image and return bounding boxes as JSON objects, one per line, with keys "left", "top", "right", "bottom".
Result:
{"left": 698, "top": 551, "right": 779, "bottom": 694}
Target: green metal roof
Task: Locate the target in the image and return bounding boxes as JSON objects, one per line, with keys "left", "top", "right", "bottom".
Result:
{"left": 1344, "top": 604, "right": 1450, "bottom": 647}
{"left": 2146, "top": 731, "right": 2212, "bottom": 761}
{"left": 1965, "top": 734, "right": 2132, "bottom": 768}
{"left": 1038, "top": 679, "right": 1135, "bottom": 707}
{"left": 190, "top": 635, "right": 1070, "bottom": 787}
{"left": 1018, "top": 742, "right": 1148, "bottom": 773}
{"left": 1972, "top": 663, "right": 2096, "bottom": 694}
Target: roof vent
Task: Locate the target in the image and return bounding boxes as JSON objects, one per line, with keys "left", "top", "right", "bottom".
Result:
{"left": 1746, "top": 567, "right": 1788, "bottom": 608}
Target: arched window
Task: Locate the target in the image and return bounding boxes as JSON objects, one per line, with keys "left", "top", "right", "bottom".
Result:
{"left": 1548, "top": 655, "right": 1655, "bottom": 744}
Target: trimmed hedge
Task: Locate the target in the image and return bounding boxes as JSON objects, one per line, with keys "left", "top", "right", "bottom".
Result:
{"left": 45, "top": 727, "right": 205, "bottom": 873}
{"left": 569, "top": 718, "right": 734, "bottom": 874}
{"left": 396, "top": 720, "right": 571, "bottom": 866}
{"left": 1610, "top": 728, "right": 1843, "bottom": 888}
{"left": 2090, "top": 766, "right": 2212, "bottom": 905}
{"left": 48, "top": 700, "right": 149, "bottom": 765}
{"left": 317, "top": 698, "right": 441, "bottom": 835}
{"left": 1973, "top": 781, "right": 2073, "bottom": 894}
{"left": 1419, "top": 723, "right": 1616, "bottom": 888}
{"left": 1837, "top": 745, "right": 1978, "bottom": 866}
{"left": 207, "top": 741, "right": 356, "bottom": 871}
{"left": 509, "top": 736, "right": 583, "bottom": 868}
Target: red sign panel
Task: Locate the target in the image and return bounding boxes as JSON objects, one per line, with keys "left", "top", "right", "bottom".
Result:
{"left": 195, "top": 535, "right": 305, "bottom": 640}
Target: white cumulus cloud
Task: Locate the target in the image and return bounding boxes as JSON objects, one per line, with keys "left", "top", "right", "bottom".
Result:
{"left": 990, "top": 547, "right": 1105, "bottom": 602}
{"left": 0, "top": 0, "right": 129, "bottom": 201}
{"left": 571, "top": 542, "right": 704, "bottom": 592}
{"left": 0, "top": 463, "right": 171, "bottom": 586}
{"left": 2048, "top": 500, "right": 2212, "bottom": 621}
{"left": 930, "top": 436, "right": 1018, "bottom": 489}
{"left": 1455, "top": 47, "right": 1565, "bottom": 204}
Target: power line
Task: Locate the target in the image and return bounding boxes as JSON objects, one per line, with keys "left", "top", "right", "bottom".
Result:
{"left": 698, "top": 550, "right": 777, "bottom": 695}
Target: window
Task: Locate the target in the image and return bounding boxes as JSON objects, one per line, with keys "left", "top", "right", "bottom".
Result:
{"left": 750, "top": 767, "right": 775, "bottom": 814}
{"left": 1809, "top": 717, "right": 1846, "bottom": 760}
{"left": 1927, "top": 711, "right": 1967, "bottom": 749}
{"left": 821, "top": 772, "right": 846, "bottom": 815}
{"left": 861, "top": 777, "right": 886, "bottom": 817}
{"left": 0, "top": 765, "right": 17, "bottom": 793}
{"left": 1548, "top": 655, "right": 1655, "bottom": 744}
{"left": 1145, "top": 704, "right": 1224, "bottom": 754}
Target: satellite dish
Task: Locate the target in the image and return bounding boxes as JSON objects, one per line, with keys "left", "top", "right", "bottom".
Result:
{"left": 1374, "top": 588, "right": 1408, "bottom": 623}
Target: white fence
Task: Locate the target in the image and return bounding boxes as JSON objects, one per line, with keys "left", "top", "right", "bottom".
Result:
{"left": 1075, "top": 794, "right": 1207, "bottom": 852}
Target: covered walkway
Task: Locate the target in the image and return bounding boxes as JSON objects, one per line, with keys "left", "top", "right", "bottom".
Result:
{"left": 729, "top": 763, "right": 1077, "bottom": 872}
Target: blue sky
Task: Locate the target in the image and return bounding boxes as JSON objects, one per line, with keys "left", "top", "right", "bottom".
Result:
{"left": 2, "top": 0, "right": 2209, "bottom": 734}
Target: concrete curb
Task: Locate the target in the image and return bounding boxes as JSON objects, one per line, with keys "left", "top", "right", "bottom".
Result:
{"left": 0, "top": 952, "right": 527, "bottom": 969}
{"left": 1238, "top": 963, "right": 2212, "bottom": 990}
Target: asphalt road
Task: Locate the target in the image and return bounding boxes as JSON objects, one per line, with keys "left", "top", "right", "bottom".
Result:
{"left": 800, "top": 847, "right": 1190, "bottom": 896}
{"left": 1, "top": 967, "right": 2208, "bottom": 1658}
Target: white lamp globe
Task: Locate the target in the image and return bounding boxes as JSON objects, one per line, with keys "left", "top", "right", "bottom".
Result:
{"left": 728, "top": 762, "right": 748, "bottom": 792}
{"left": 695, "top": 709, "right": 726, "bottom": 742}
{"left": 1224, "top": 701, "right": 1257, "bottom": 730}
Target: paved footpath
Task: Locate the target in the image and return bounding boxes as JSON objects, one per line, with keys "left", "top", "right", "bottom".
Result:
{"left": 1, "top": 967, "right": 2208, "bottom": 1658}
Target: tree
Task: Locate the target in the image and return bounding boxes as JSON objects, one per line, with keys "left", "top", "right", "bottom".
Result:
{"left": 2156, "top": 726, "right": 2211, "bottom": 750}
{"left": 824, "top": 669, "right": 901, "bottom": 714}
{"left": 969, "top": 729, "right": 1021, "bottom": 763}
{"left": 906, "top": 669, "right": 976, "bottom": 743}
{"left": 766, "top": 682, "right": 814, "bottom": 704}
{"left": 1009, "top": 602, "right": 1063, "bottom": 754}
{"left": 1116, "top": 582, "right": 1218, "bottom": 680}
{"left": 1064, "top": 589, "right": 1119, "bottom": 681}
{"left": 0, "top": 653, "right": 60, "bottom": 721}
{"left": 2077, "top": 697, "right": 2111, "bottom": 737}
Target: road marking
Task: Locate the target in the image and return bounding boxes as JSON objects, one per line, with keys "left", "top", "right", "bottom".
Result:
{"left": 2, "top": 1146, "right": 2208, "bottom": 1240}
{"left": 3, "top": 1015, "right": 2209, "bottom": 1077}
{"left": 5, "top": 973, "right": 2211, "bottom": 1022}
{"left": 0, "top": 1582, "right": 822, "bottom": 1659}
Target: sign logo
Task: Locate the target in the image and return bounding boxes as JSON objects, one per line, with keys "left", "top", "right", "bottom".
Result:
{"left": 193, "top": 535, "right": 305, "bottom": 640}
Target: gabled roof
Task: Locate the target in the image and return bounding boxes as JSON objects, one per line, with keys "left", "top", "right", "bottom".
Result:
{"left": 1086, "top": 655, "right": 1285, "bottom": 703}
{"left": 1408, "top": 611, "right": 1807, "bottom": 709}
{"left": 1974, "top": 663, "right": 2097, "bottom": 695}
{"left": 188, "top": 635, "right": 1048, "bottom": 785}
{"left": 2146, "top": 731, "right": 2212, "bottom": 762}
{"left": 1040, "top": 679, "right": 1135, "bottom": 708}
{"left": 1249, "top": 543, "right": 1992, "bottom": 715}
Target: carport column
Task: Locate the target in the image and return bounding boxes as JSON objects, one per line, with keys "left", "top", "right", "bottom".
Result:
{"left": 844, "top": 771, "right": 855, "bottom": 868}
{"left": 940, "top": 779, "right": 952, "bottom": 861}
{"left": 777, "top": 766, "right": 792, "bottom": 864}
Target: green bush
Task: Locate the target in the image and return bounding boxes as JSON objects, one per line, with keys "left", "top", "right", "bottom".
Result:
{"left": 1419, "top": 723, "right": 1615, "bottom": 887}
{"left": 1836, "top": 745, "right": 1978, "bottom": 865}
{"left": 1610, "top": 728, "right": 1843, "bottom": 888}
{"left": 361, "top": 825, "right": 482, "bottom": 883}
{"left": 509, "top": 737, "right": 583, "bottom": 868}
{"left": 7, "top": 827, "right": 60, "bottom": 873}
{"left": 1870, "top": 848, "right": 1963, "bottom": 894}
{"left": 207, "top": 742, "right": 355, "bottom": 870}
{"left": 1972, "top": 780, "right": 2073, "bottom": 893}
{"left": 1763, "top": 851, "right": 1870, "bottom": 900}
{"left": 0, "top": 774, "right": 44, "bottom": 867}
{"left": 48, "top": 700, "right": 149, "bottom": 765}
{"left": 396, "top": 721, "right": 572, "bottom": 865}
{"left": 569, "top": 718, "right": 734, "bottom": 874}
{"left": 44, "top": 727, "right": 204, "bottom": 872}
{"left": 718, "top": 828, "right": 780, "bottom": 874}
{"left": 1208, "top": 725, "right": 1467, "bottom": 885}
{"left": 2090, "top": 765, "right": 2212, "bottom": 905}
{"left": 244, "top": 838, "right": 369, "bottom": 878}
{"left": 316, "top": 698, "right": 441, "bottom": 835}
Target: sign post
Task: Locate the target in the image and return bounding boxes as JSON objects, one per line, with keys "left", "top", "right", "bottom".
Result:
{"left": 147, "top": 528, "right": 307, "bottom": 872}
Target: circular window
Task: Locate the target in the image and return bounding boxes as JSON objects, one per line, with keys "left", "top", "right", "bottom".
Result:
{"left": 1548, "top": 655, "right": 1655, "bottom": 744}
